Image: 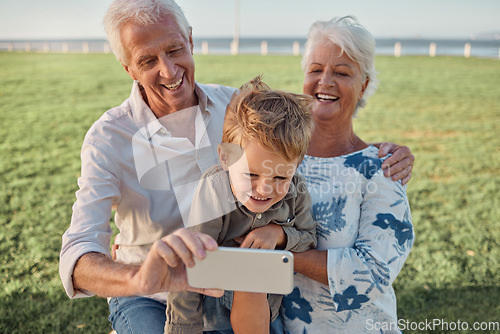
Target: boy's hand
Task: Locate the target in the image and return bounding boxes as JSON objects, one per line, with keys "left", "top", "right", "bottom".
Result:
{"left": 235, "top": 223, "right": 286, "bottom": 250}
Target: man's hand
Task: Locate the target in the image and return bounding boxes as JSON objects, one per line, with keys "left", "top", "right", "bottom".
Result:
{"left": 377, "top": 143, "right": 415, "bottom": 185}
{"left": 130, "top": 228, "right": 222, "bottom": 297}
{"left": 235, "top": 223, "right": 286, "bottom": 250}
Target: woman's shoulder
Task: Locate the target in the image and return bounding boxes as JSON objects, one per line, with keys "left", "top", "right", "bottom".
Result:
{"left": 341, "top": 145, "right": 387, "bottom": 180}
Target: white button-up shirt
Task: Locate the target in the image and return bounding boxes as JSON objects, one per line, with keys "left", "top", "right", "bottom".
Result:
{"left": 59, "top": 81, "right": 236, "bottom": 299}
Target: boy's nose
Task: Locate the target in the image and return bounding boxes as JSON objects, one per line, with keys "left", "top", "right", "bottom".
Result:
{"left": 254, "top": 178, "right": 273, "bottom": 197}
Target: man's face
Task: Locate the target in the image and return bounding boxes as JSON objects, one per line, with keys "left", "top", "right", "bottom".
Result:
{"left": 121, "top": 16, "right": 197, "bottom": 118}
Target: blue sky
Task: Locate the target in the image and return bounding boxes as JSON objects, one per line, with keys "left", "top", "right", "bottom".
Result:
{"left": 1, "top": 0, "right": 499, "bottom": 40}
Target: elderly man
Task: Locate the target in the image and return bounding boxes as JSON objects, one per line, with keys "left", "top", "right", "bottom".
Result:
{"left": 60, "top": 0, "right": 414, "bottom": 332}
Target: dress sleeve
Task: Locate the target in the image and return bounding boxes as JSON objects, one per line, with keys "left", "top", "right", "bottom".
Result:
{"left": 282, "top": 174, "right": 318, "bottom": 252}
{"left": 326, "top": 168, "right": 414, "bottom": 312}
{"left": 59, "top": 142, "right": 120, "bottom": 298}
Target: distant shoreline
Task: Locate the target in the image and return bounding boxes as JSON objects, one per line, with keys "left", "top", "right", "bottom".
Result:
{"left": 1, "top": 37, "right": 499, "bottom": 58}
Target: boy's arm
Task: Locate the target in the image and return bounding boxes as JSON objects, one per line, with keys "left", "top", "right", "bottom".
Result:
{"left": 237, "top": 175, "right": 317, "bottom": 252}
{"left": 280, "top": 175, "right": 317, "bottom": 252}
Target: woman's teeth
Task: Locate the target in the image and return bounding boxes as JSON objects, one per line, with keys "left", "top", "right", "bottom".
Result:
{"left": 164, "top": 77, "right": 182, "bottom": 90}
{"left": 316, "top": 93, "right": 338, "bottom": 101}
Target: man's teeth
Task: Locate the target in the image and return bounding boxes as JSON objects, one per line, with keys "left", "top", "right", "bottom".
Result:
{"left": 251, "top": 196, "right": 269, "bottom": 201}
{"left": 164, "top": 77, "right": 182, "bottom": 90}
{"left": 317, "top": 93, "right": 338, "bottom": 101}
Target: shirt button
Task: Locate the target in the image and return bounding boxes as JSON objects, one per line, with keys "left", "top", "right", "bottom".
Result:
{"left": 256, "top": 214, "right": 262, "bottom": 219}
{"left": 158, "top": 128, "right": 168, "bottom": 136}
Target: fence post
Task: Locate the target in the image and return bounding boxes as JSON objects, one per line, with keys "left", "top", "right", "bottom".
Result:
{"left": 82, "top": 41, "right": 90, "bottom": 54}
{"left": 103, "top": 42, "right": 111, "bottom": 53}
{"left": 201, "top": 41, "right": 209, "bottom": 55}
{"left": 293, "top": 41, "right": 300, "bottom": 56}
{"left": 261, "top": 41, "right": 268, "bottom": 55}
{"left": 8, "top": 42, "right": 13, "bottom": 52}
{"left": 394, "top": 42, "right": 401, "bottom": 57}
{"left": 230, "top": 40, "right": 239, "bottom": 55}
{"left": 43, "top": 42, "right": 50, "bottom": 53}
{"left": 464, "top": 43, "right": 471, "bottom": 58}
{"left": 62, "top": 42, "right": 69, "bottom": 53}
{"left": 429, "top": 42, "right": 436, "bottom": 57}
{"left": 25, "top": 42, "right": 31, "bottom": 52}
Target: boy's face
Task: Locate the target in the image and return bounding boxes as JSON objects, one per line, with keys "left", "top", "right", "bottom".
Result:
{"left": 219, "top": 141, "right": 299, "bottom": 213}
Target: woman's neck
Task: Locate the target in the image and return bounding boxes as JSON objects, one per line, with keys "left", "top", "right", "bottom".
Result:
{"left": 306, "top": 123, "right": 367, "bottom": 158}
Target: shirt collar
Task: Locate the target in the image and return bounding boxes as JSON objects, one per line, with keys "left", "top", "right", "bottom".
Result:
{"left": 130, "top": 81, "right": 212, "bottom": 141}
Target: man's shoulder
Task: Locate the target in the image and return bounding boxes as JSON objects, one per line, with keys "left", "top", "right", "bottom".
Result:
{"left": 196, "top": 82, "right": 237, "bottom": 100}
{"left": 83, "top": 98, "right": 135, "bottom": 146}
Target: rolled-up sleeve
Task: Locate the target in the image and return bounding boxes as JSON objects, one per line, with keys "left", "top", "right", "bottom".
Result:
{"left": 59, "top": 142, "right": 121, "bottom": 298}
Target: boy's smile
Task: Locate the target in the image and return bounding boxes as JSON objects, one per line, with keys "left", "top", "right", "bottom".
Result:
{"left": 220, "top": 141, "right": 299, "bottom": 213}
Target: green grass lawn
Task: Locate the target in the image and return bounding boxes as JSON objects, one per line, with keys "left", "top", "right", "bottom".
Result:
{"left": 1, "top": 52, "right": 499, "bottom": 333}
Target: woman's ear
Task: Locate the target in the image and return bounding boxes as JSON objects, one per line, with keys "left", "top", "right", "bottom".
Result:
{"left": 359, "top": 77, "right": 370, "bottom": 100}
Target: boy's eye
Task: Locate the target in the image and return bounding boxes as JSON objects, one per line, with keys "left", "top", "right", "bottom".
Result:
{"left": 274, "top": 176, "right": 288, "bottom": 181}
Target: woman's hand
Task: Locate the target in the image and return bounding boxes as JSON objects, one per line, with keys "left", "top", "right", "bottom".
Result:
{"left": 377, "top": 142, "right": 415, "bottom": 185}
{"left": 235, "top": 223, "right": 286, "bottom": 250}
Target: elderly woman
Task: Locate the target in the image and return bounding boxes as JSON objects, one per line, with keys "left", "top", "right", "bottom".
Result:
{"left": 279, "top": 17, "right": 414, "bottom": 333}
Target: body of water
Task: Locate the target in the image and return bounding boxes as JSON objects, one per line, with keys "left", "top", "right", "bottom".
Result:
{"left": 1, "top": 37, "right": 499, "bottom": 59}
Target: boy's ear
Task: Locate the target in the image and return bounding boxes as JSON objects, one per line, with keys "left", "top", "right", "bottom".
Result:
{"left": 218, "top": 144, "right": 229, "bottom": 171}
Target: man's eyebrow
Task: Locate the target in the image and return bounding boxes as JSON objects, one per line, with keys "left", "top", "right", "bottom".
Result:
{"left": 136, "top": 54, "right": 153, "bottom": 64}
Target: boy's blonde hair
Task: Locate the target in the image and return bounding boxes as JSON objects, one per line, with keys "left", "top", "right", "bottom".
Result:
{"left": 222, "top": 76, "right": 314, "bottom": 163}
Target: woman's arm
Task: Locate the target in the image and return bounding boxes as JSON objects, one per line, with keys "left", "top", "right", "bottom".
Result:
{"left": 293, "top": 249, "right": 328, "bottom": 285}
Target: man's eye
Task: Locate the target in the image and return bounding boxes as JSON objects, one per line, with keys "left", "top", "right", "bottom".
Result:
{"left": 169, "top": 48, "right": 182, "bottom": 55}
{"left": 274, "top": 176, "right": 288, "bottom": 181}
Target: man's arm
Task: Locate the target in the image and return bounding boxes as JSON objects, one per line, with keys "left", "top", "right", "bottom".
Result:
{"left": 72, "top": 229, "right": 222, "bottom": 297}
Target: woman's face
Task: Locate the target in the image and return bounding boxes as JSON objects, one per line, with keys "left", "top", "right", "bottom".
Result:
{"left": 303, "top": 42, "right": 369, "bottom": 125}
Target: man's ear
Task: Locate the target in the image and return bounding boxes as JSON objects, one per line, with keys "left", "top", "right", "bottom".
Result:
{"left": 188, "top": 27, "right": 194, "bottom": 54}
{"left": 218, "top": 144, "right": 229, "bottom": 171}
{"left": 122, "top": 63, "right": 137, "bottom": 81}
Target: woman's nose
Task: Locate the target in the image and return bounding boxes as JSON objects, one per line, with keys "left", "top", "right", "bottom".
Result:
{"left": 319, "top": 72, "right": 335, "bottom": 87}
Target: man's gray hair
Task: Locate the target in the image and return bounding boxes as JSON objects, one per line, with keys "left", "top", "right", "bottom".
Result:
{"left": 302, "top": 16, "right": 378, "bottom": 116}
{"left": 103, "top": 0, "right": 191, "bottom": 65}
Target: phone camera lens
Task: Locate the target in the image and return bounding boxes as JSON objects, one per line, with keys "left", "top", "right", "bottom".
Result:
{"left": 282, "top": 256, "right": 289, "bottom": 263}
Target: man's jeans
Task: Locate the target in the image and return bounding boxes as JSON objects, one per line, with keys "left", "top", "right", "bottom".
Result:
{"left": 108, "top": 296, "right": 285, "bottom": 333}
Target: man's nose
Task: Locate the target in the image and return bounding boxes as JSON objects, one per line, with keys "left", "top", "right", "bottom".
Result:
{"left": 158, "top": 55, "right": 176, "bottom": 79}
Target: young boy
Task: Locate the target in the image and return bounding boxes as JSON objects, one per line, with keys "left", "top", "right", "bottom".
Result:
{"left": 165, "top": 76, "right": 317, "bottom": 334}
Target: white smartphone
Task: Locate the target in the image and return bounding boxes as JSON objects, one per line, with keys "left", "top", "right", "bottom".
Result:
{"left": 186, "top": 247, "right": 294, "bottom": 295}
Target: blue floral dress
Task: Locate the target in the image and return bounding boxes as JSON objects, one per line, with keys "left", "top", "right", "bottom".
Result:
{"left": 281, "top": 146, "right": 414, "bottom": 333}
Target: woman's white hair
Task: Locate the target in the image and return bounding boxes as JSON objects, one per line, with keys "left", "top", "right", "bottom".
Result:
{"left": 302, "top": 16, "right": 378, "bottom": 115}
{"left": 103, "top": 0, "right": 191, "bottom": 65}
